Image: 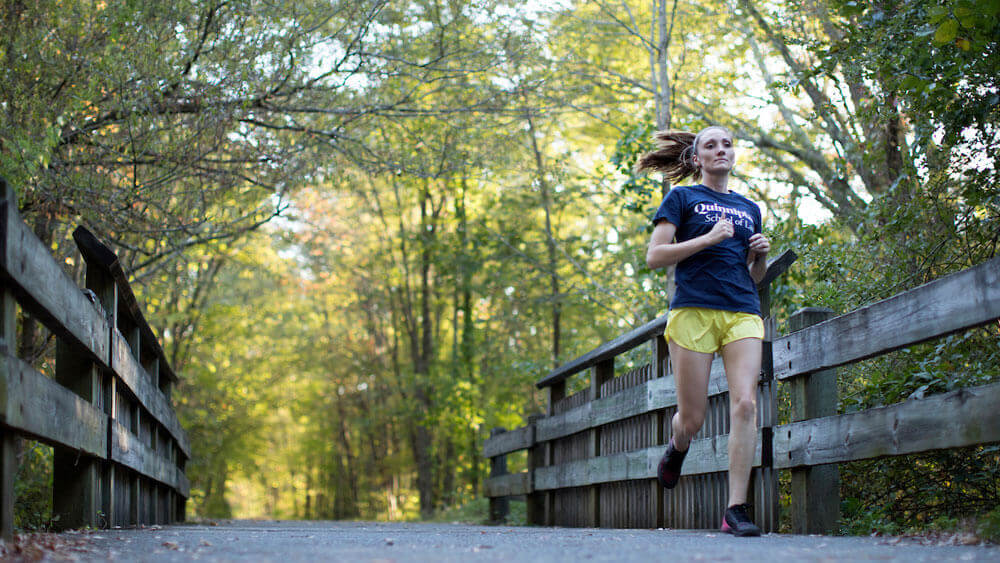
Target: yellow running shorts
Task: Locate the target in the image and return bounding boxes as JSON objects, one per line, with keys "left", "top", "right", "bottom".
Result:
{"left": 666, "top": 307, "right": 764, "bottom": 354}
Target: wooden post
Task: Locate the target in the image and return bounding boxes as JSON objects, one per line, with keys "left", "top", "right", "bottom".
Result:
{"left": 787, "top": 307, "right": 840, "bottom": 534}
{"left": 589, "top": 359, "right": 614, "bottom": 527}
{"left": 95, "top": 270, "right": 119, "bottom": 529}
{"left": 650, "top": 335, "right": 668, "bottom": 528}
{"left": 52, "top": 343, "right": 102, "bottom": 530}
{"left": 754, "top": 280, "right": 780, "bottom": 533}
{"left": 488, "top": 428, "right": 509, "bottom": 523}
{"left": 52, "top": 255, "right": 115, "bottom": 531}
{"left": 0, "top": 283, "right": 17, "bottom": 541}
{"left": 525, "top": 413, "right": 543, "bottom": 525}
{"left": 543, "top": 381, "right": 565, "bottom": 526}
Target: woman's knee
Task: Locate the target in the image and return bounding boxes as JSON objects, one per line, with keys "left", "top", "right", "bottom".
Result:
{"left": 730, "top": 395, "right": 757, "bottom": 422}
{"left": 676, "top": 409, "right": 706, "bottom": 436}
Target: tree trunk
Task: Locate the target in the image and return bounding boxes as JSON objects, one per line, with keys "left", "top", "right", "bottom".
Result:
{"left": 523, "top": 101, "right": 562, "bottom": 368}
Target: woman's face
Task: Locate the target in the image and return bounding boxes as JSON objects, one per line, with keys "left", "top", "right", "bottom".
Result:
{"left": 693, "top": 127, "right": 735, "bottom": 175}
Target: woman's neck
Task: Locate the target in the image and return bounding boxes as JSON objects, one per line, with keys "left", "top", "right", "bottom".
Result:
{"left": 699, "top": 172, "right": 729, "bottom": 193}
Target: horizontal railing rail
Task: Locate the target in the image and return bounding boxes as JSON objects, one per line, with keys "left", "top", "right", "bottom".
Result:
{"left": 773, "top": 381, "right": 1000, "bottom": 469}
{"left": 0, "top": 179, "right": 190, "bottom": 539}
{"left": 773, "top": 257, "right": 1000, "bottom": 380}
{"left": 484, "top": 251, "right": 1000, "bottom": 534}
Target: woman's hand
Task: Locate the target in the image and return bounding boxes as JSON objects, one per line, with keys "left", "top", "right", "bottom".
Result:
{"left": 707, "top": 213, "right": 734, "bottom": 245}
{"left": 748, "top": 233, "right": 770, "bottom": 261}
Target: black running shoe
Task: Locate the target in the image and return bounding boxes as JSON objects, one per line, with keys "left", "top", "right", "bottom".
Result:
{"left": 721, "top": 503, "right": 762, "bottom": 537}
{"left": 656, "top": 439, "right": 688, "bottom": 489}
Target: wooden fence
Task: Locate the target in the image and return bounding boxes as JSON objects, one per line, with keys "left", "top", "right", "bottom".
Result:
{"left": 484, "top": 250, "right": 1000, "bottom": 534}
{"left": 0, "top": 180, "right": 190, "bottom": 539}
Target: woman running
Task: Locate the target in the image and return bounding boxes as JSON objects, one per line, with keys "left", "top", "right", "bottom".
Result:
{"left": 637, "top": 126, "right": 770, "bottom": 537}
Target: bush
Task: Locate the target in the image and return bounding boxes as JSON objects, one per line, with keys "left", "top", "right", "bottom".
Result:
{"left": 14, "top": 441, "right": 54, "bottom": 532}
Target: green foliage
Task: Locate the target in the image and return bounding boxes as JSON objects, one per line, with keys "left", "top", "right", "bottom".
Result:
{"left": 977, "top": 506, "right": 1000, "bottom": 543}
{"left": 610, "top": 119, "right": 662, "bottom": 216}
{"left": 840, "top": 448, "right": 1000, "bottom": 534}
{"left": 427, "top": 498, "right": 528, "bottom": 526}
{"left": 14, "top": 442, "right": 53, "bottom": 532}
{"left": 839, "top": 497, "right": 900, "bottom": 536}
{"left": 827, "top": 0, "right": 999, "bottom": 155}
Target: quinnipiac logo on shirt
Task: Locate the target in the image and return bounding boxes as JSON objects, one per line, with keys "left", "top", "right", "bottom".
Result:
{"left": 694, "top": 203, "right": 754, "bottom": 231}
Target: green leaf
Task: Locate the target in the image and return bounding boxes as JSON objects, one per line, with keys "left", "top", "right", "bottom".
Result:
{"left": 933, "top": 19, "right": 959, "bottom": 45}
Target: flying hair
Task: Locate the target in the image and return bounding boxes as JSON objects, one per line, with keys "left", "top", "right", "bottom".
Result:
{"left": 633, "top": 126, "right": 733, "bottom": 184}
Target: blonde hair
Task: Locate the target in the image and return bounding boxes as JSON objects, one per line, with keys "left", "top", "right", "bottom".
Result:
{"left": 634, "top": 126, "right": 733, "bottom": 184}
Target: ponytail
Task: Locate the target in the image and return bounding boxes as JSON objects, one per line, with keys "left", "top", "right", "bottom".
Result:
{"left": 633, "top": 126, "right": 732, "bottom": 184}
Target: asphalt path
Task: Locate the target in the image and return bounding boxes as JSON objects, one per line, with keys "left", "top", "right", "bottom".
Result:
{"left": 55, "top": 520, "right": 997, "bottom": 562}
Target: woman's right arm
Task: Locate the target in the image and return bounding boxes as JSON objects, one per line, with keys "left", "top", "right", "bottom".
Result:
{"left": 646, "top": 218, "right": 733, "bottom": 270}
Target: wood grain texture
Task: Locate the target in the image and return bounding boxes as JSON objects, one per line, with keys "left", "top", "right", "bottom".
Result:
{"left": 110, "top": 421, "right": 179, "bottom": 489}
{"left": 756, "top": 249, "right": 798, "bottom": 289}
{"left": 483, "top": 425, "right": 534, "bottom": 458}
{"left": 176, "top": 470, "right": 191, "bottom": 498}
{"left": 73, "top": 227, "right": 179, "bottom": 384}
{"left": 0, "top": 429, "right": 13, "bottom": 541}
{"left": 483, "top": 472, "right": 532, "bottom": 497}
{"left": 0, "top": 193, "right": 110, "bottom": 366}
{"left": 536, "top": 316, "right": 668, "bottom": 389}
{"left": 534, "top": 432, "right": 762, "bottom": 491}
{"left": 0, "top": 354, "right": 107, "bottom": 456}
{"left": 773, "top": 382, "right": 1000, "bottom": 469}
{"left": 774, "top": 257, "right": 1000, "bottom": 380}
{"left": 112, "top": 330, "right": 191, "bottom": 457}
{"left": 535, "top": 358, "right": 729, "bottom": 444}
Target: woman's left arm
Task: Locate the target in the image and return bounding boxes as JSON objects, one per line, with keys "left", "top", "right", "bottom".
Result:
{"left": 747, "top": 233, "right": 770, "bottom": 284}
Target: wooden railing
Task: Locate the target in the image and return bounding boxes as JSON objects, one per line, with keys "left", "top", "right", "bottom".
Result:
{"left": 0, "top": 180, "right": 190, "bottom": 539}
{"left": 484, "top": 250, "right": 1000, "bottom": 533}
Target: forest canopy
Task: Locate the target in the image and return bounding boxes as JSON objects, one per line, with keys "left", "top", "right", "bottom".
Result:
{"left": 2, "top": 0, "right": 997, "bottom": 530}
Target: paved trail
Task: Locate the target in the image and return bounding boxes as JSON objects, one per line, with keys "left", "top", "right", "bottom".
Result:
{"left": 59, "top": 520, "right": 996, "bottom": 562}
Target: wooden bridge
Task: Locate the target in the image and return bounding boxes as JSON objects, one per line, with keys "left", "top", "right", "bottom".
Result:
{"left": 484, "top": 249, "right": 1000, "bottom": 533}
{"left": 0, "top": 181, "right": 190, "bottom": 540}
{"left": 1, "top": 170, "right": 998, "bottom": 555}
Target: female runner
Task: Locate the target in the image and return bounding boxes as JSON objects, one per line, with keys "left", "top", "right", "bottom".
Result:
{"left": 637, "top": 126, "right": 770, "bottom": 537}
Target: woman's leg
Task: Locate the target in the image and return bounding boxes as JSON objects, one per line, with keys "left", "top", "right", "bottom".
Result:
{"left": 667, "top": 340, "right": 713, "bottom": 450}
{"left": 720, "top": 337, "right": 762, "bottom": 506}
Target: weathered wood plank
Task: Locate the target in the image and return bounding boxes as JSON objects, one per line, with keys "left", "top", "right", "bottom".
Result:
{"left": 484, "top": 472, "right": 532, "bottom": 497}
{"left": 0, "top": 190, "right": 110, "bottom": 366}
{"left": 536, "top": 316, "right": 668, "bottom": 390}
{"left": 0, "top": 283, "right": 15, "bottom": 540}
{"left": 535, "top": 358, "right": 729, "bottom": 444}
{"left": 756, "top": 249, "right": 798, "bottom": 290}
{"left": 0, "top": 429, "right": 13, "bottom": 541}
{"left": 176, "top": 470, "right": 190, "bottom": 499}
{"left": 53, "top": 338, "right": 104, "bottom": 531}
{"left": 110, "top": 421, "right": 179, "bottom": 490}
{"left": 0, "top": 354, "right": 107, "bottom": 456}
{"left": 774, "top": 257, "right": 1000, "bottom": 380}
{"left": 533, "top": 432, "right": 762, "bottom": 491}
{"left": 112, "top": 330, "right": 191, "bottom": 457}
{"left": 73, "top": 227, "right": 179, "bottom": 385}
{"left": 483, "top": 425, "right": 534, "bottom": 458}
{"left": 773, "top": 381, "right": 1000, "bottom": 469}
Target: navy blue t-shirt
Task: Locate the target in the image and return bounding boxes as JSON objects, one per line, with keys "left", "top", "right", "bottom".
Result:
{"left": 652, "top": 184, "right": 763, "bottom": 316}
